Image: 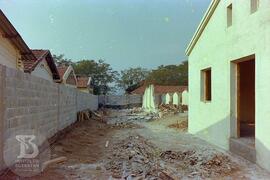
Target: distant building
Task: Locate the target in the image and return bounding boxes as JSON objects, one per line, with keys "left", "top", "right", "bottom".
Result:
{"left": 57, "top": 65, "right": 77, "bottom": 87}
{"left": 23, "top": 49, "right": 60, "bottom": 82}
{"left": 77, "top": 76, "right": 93, "bottom": 93}
{"left": 131, "top": 84, "right": 187, "bottom": 96}
{"left": 130, "top": 84, "right": 187, "bottom": 105}
{"left": 0, "top": 10, "right": 35, "bottom": 70}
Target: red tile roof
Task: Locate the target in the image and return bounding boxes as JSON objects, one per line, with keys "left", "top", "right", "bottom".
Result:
{"left": 57, "top": 66, "right": 69, "bottom": 78}
{"left": 131, "top": 85, "right": 188, "bottom": 95}
{"left": 23, "top": 50, "right": 48, "bottom": 72}
{"left": 77, "top": 77, "right": 90, "bottom": 88}
{"left": 23, "top": 49, "right": 60, "bottom": 80}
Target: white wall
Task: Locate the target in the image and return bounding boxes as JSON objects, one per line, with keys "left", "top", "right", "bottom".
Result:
{"left": 31, "top": 60, "right": 53, "bottom": 82}
{"left": 188, "top": 0, "right": 270, "bottom": 170}
{"left": 182, "top": 90, "right": 189, "bottom": 106}
{"left": 0, "top": 29, "right": 20, "bottom": 69}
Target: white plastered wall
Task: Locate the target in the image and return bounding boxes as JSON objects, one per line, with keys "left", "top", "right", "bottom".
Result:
{"left": 182, "top": 90, "right": 189, "bottom": 106}
{"left": 188, "top": 0, "right": 270, "bottom": 171}
{"left": 31, "top": 60, "right": 53, "bottom": 82}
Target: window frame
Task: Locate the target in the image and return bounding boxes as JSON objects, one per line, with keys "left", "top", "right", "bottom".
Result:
{"left": 250, "top": 0, "right": 259, "bottom": 14}
{"left": 201, "top": 68, "right": 212, "bottom": 102}
{"left": 227, "top": 4, "right": 233, "bottom": 27}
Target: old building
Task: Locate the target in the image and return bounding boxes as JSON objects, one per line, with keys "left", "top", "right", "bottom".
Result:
{"left": 186, "top": 0, "right": 270, "bottom": 170}
{"left": 131, "top": 85, "right": 187, "bottom": 96}
{"left": 77, "top": 76, "right": 93, "bottom": 93}
{"left": 0, "top": 10, "right": 35, "bottom": 70}
{"left": 131, "top": 84, "right": 187, "bottom": 105}
{"left": 57, "top": 65, "right": 77, "bottom": 87}
{"left": 23, "top": 49, "right": 60, "bottom": 82}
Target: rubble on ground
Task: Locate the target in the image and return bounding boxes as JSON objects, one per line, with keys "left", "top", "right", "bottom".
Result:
{"left": 160, "top": 150, "right": 238, "bottom": 178}
{"left": 85, "top": 105, "right": 187, "bottom": 126}
{"left": 109, "top": 122, "right": 143, "bottom": 129}
{"left": 158, "top": 104, "right": 183, "bottom": 117}
{"left": 168, "top": 119, "right": 188, "bottom": 132}
{"left": 104, "top": 135, "right": 164, "bottom": 179}
{"left": 103, "top": 134, "right": 239, "bottom": 179}
{"left": 106, "top": 108, "right": 159, "bottom": 125}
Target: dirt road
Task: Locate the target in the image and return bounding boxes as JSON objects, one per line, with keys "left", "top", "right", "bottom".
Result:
{"left": 1, "top": 109, "right": 270, "bottom": 179}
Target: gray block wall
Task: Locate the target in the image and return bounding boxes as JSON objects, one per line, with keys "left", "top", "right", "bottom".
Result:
{"left": 77, "top": 91, "right": 98, "bottom": 112}
{"left": 0, "top": 64, "right": 98, "bottom": 172}
{"left": 99, "top": 94, "right": 143, "bottom": 108}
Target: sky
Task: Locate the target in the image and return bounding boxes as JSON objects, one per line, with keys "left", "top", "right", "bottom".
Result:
{"left": 0, "top": 0, "right": 211, "bottom": 71}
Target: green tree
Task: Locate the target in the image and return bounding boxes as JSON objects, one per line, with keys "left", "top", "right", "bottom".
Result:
{"left": 118, "top": 67, "right": 150, "bottom": 90}
{"left": 74, "top": 59, "right": 118, "bottom": 95}
{"left": 146, "top": 61, "right": 188, "bottom": 86}
{"left": 52, "top": 54, "right": 73, "bottom": 66}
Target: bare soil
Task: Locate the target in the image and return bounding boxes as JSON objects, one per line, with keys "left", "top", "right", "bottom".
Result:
{"left": 1, "top": 109, "right": 270, "bottom": 179}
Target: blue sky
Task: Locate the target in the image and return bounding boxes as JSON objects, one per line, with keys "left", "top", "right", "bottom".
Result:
{"left": 0, "top": 0, "right": 210, "bottom": 71}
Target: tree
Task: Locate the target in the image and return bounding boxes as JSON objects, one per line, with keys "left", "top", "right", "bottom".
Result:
{"left": 74, "top": 59, "right": 118, "bottom": 95}
{"left": 145, "top": 61, "right": 188, "bottom": 86}
{"left": 118, "top": 67, "right": 150, "bottom": 90}
{"left": 52, "top": 54, "right": 73, "bottom": 66}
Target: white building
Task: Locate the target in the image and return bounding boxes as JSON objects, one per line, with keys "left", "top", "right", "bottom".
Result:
{"left": 186, "top": 0, "right": 270, "bottom": 171}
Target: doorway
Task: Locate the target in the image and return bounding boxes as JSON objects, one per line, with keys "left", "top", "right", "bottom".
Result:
{"left": 237, "top": 59, "right": 255, "bottom": 138}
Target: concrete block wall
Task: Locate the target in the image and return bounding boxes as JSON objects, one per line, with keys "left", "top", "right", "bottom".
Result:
{"left": 0, "top": 64, "right": 98, "bottom": 172}
{"left": 99, "top": 94, "right": 143, "bottom": 108}
{"left": 107, "top": 95, "right": 127, "bottom": 106}
{"left": 128, "top": 95, "right": 143, "bottom": 105}
{"left": 77, "top": 91, "right": 98, "bottom": 112}
{"left": 58, "top": 85, "right": 77, "bottom": 131}
{"left": 99, "top": 94, "right": 163, "bottom": 108}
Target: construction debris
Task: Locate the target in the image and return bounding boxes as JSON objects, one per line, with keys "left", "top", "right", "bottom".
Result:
{"left": 77, "top": 110, "right": 91, "bottom": 121}
{"left": 103, "top": 135, "right": 239, "bottom": 179}
{"left": 158, "top": 104, "right": 183, "bottom": 116}
{"left": 104, "top": 135, "right": 163, "bottom": 179}
{"left": 102, "top": 135, "right": 237, "bottom": 179}
{"left": 77, "top": 109, "right": 107, "bottom": 122}
{"left": 106, "top": 108, "right": 159, "bottom": 125}
{"left": 105, "top": 141, "right": 109, "bottom": 148}
{"left": 109, "top": 122, "right": 143, "bottom": 129}
{"left": 168, "top": 119, "right": 188, "bottom": 132}
{"left": 160, "top": 150, "right": 238, "bottom": 178}
{"left": 3, "top": 109, "right": 269, "bottom": 180}
{"left": 42, "top": 156, "right": 67, "bottom": 172}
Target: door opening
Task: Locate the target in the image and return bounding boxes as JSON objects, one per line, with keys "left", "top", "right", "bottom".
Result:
{"left": 237, "top": 59, "right": 255, "bottom": 138}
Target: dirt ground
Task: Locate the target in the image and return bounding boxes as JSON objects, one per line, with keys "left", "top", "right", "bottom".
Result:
{"left": 1, "top": 109, "right": 270, "bottom": 179}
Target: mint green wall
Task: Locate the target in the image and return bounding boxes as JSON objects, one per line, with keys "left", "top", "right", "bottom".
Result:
{"left": 188, "top": 0, "right": 270, "bottom": 171}
{"left": 142, "top": 85, "right": 156, "bottom": 112}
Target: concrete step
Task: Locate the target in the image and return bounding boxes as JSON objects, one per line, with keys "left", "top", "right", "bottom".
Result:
{"left": 229, "top": 138, "right": 256, "bottom": 163}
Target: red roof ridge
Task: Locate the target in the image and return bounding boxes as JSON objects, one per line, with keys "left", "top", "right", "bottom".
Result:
{"left": 131, "top": 85, "right": 188, "bottom": 95}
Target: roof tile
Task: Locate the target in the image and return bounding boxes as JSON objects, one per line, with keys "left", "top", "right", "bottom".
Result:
{"left": 131, "top": 85, "right": 188, "bottom": 95}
